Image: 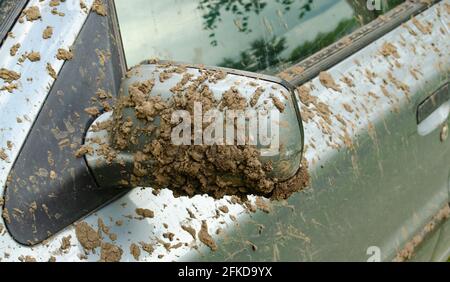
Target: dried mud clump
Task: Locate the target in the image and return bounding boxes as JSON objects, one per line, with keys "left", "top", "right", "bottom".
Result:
{"left": 56, "top": 48, "right": 74, "bottom": 61}
{"left": 92, "top": 0, "right": 107, "bottom": 16}
{"left": 181, "top": 225, "right": 197, "bottom": 239}
{"left": 0, "top": 68, "right": 21, "bottom": 83}
{"left": 46, "top": 63, "right": 57, "bottom": 79}
{"left": 0, "top": 149, "right": 8, "bottom": 161}
{"left": 26, "top": 51, "right": 41, "bottom": 62}
{"left": 130, "top": 243, "right": 141, "bottom": 261}
{"left": 75, "top": 222, "right": 101, "bottom": 251}
{"left": 23, "top": 6, "right": 41, "bottom": 22}
{"left": 135, "top": 208, "right": 154, "bottom": 219}
{"left": 10, "top": 43, "right": 20, "bottom": 56}
{"left": 43, "top": 26, "right": 53, "bottom": 39}
{"left": 101, "top": 64, "right": 310, "bottom": 201}
{"left": 100, "top": 242, "right": 123, "bottom": 262}
{"left": 198, "top": 221, "right": 218, "bottom": 251}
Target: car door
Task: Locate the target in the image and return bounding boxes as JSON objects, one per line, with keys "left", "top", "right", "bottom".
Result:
{"left": 0, "top": 0, "right": 448, "bottom": 262}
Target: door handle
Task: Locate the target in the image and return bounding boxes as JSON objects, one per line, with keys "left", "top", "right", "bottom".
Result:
{"left": 417, "top": 83, "right": 450, "bottom": 136}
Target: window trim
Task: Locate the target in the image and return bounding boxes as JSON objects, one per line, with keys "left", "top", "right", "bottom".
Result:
{"left": 282, "top": 0, "right": 441, "bottom": 86}
{"left": 110, "top": 0, "right": 128, "bottom": 74}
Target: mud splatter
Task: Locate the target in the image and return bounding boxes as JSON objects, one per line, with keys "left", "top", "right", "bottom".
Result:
{"left": 26, "top": 51, "right": 41, "bottom": 62}
{"left": 75, "top": 222, "right": 101, "bottom": 251}
{"left": 135, "top": 208, "right": 154, "bottom": 219}
{"left": 198, "top": 221, "right": 218, "bottom": 251}
{"left": 319, "top": 72, "right": 341, "bottom": 92}
{"left": 0, "top": 68, "right": 21, "bottom": 83}
{"left": 23, "top": 6, "right": 41, "bottom": 22}
{"left": 56, "top": 48, "right": 74, "bottom": 61}
{"left": 10, "top": 43, "right": 20, "bottom": 56}
{"left": 100, "top": 242, "right": 123, "bottom": 262}
{"left": 92, "top": 0, "right": 107, "bottom": 16}
{"left": 43, "top": 26, "right": 53, "bottom": 39}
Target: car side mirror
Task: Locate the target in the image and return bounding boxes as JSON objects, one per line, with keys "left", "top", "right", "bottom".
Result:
{"left": 84, "top": 61, "right": 305, "bottom": 199}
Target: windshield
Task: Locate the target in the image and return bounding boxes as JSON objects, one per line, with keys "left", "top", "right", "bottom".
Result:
{"left": 115, "top": 0, "right": 404, "bottom": 74}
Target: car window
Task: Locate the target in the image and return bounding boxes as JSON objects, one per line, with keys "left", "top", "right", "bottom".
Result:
{"left": 115, "top": 0, "right": 405, "bottom": 75}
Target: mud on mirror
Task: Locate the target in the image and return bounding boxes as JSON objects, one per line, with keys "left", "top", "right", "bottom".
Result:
{"left": 83, "top": 61, "right": 307, "bottom": 200}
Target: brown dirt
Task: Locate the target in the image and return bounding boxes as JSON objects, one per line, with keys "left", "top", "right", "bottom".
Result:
{"left": 249, "top": 87, "right": 264, "bottom": 107}
{"left": 60, "top": 235, "right": 72, "bottom": 251}
{"left": 255, "top": 197, "right": 271, "bottom": 213}
{"left": 340, "top": 76, "right": 354, "bottom": 88}
{"left": 181, "top": 225, "right": 197, "bottom": 239}
{"left": 218, "top": 205, "right": 229, "bottom": 213}
{"left": 412, "top": 17, "right": 432, "bottom": 34}
{"left": 75, "top": 145, "right": 93, "bottom": 158}
{"left": 271, "top": 95, "right": 285, "bottom": 113}
{"left": 380, "top": 42, "right": 400, "bottom": 58}
{"left": 394, "top": 204, "right": 450, "bottom": 262}
{"left": 98, "top": 64, "right": 310, "bottom": 201}
{"left": 19, "top": 255, "right": 36, "bottom": 262}
{"left": 92, "top": 0, "right": 107, "bottom": 16}
{"left": 0, "top": 149, "right": 8, "bottom": 161}
{"left": 4, "top": 82, "right": 19, "bottom": 93}
{"left": 56, "top": 49, "right": 74, "bottom": 61}
{"left": 26, "top": 51, "right": 41, "bottom": 62}
{"left": 80, "top": 0, "right": 87, "bottom": 11}
{"left": 135, "top": 208, "right": 154, "bottom": 219}
{"left": 163, "top": 232, "right": 175, "bottom": 241}
{"left": 198, "top": 221, "right": 218, "bottom": 251}
{"left": 46, "top": 63, "right": 57, "bottom": 79}
{"left": 43, "top": 26, "right": 53, "bottom": 39}
{"left": 219, "top": 87, "right": 247, "bottom": 110}
{"left": 10, "top": 43, "right": 20, "bottom": 56}
{"left": 0, "top": 68, "right": 21, "bottom": 83}
{"left": 319, "top": 71, "right": 341, "bottom": 92}
{"left": 49, "top": 0, "right": 60, "bottom": 7}
{"left": 75, "top": 222, "right": 101, "bottom": 251}
{"left": 100, "top": 242, "right": 123, "bottom": 262}
{"left": 23, "top": 6, "right": 41, "bottom": 22}
{"left": 130, "top": 243, "right": 141, "bottom": 261}
{"left": 85, "top": 107, "right": 100, "bottom": 117}
{"left": 2, "top": 208, "right": 10, "bottom": 224}
{"left": 0, "top": 83, "right": 19, "bottom": 93}
{"left": 139, "top": 242, "right": 155, "bottom": 254}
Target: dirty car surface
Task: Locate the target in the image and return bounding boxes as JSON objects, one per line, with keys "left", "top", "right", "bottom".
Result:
{"left": 0, "top": 0, "right": 449, "bottom": 262}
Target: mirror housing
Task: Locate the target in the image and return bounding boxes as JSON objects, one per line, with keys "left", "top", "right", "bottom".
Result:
{"left": 85, "top": 62, "right": 304, "bottom": 198}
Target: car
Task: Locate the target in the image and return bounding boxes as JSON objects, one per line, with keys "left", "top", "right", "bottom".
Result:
{"left": 0, "top": 0, "right": 448, "bottom": 262}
